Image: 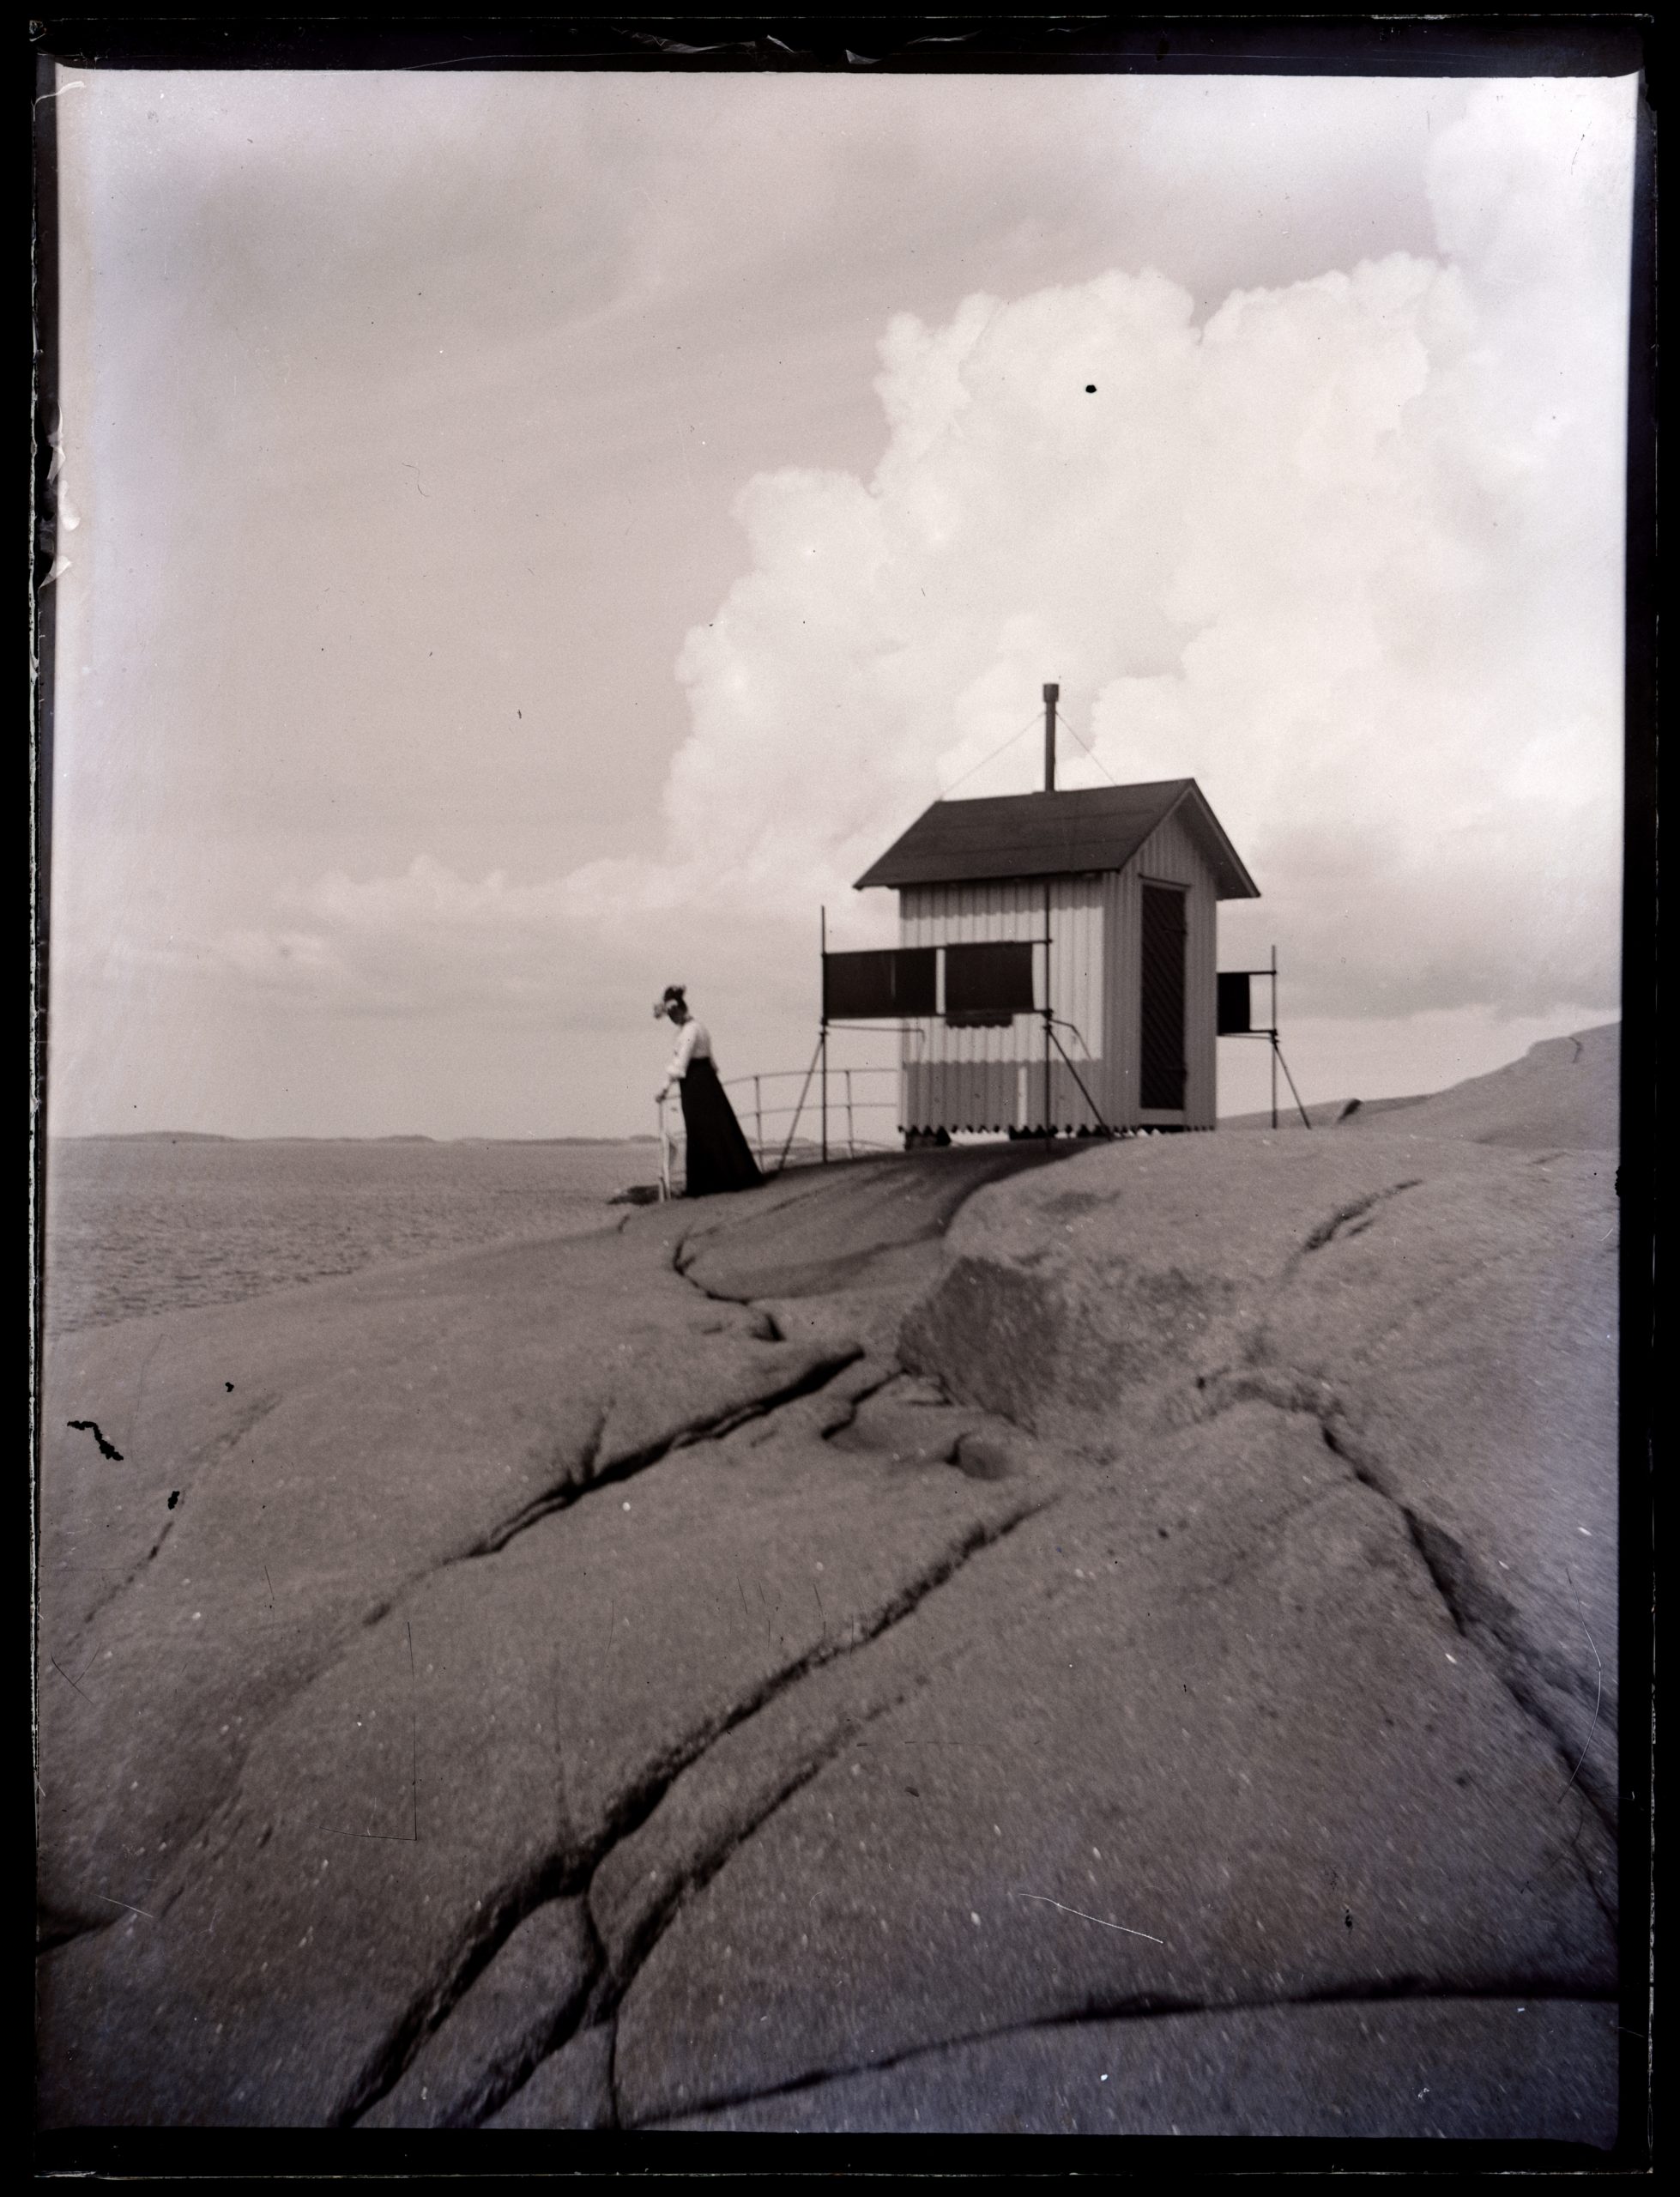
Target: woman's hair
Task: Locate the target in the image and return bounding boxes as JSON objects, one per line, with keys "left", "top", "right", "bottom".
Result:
{"left": 653, "top": 983, "right": 687, "bottom": 1019}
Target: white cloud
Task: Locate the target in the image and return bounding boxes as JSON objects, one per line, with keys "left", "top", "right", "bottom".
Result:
{"left": 196, "top": 79, "right": 1634, "bottom": 1035}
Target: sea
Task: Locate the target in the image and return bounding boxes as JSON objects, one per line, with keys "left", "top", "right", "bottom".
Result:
{"left": 39, "top": 1136, "right": 664, "bottom": 1337}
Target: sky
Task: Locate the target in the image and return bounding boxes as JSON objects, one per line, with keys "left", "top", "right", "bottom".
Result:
{"left": 45, "top": 66, "right": 1638, "bottom": 1138}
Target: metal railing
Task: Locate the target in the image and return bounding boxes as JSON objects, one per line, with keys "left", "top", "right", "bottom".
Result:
{"left": 656, "top": 1064, "right": 903, "bottom": 1196}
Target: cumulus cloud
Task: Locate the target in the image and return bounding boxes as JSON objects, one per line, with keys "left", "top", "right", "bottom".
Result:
{"left": 200, "top": 855, "right": 813, "bottom": 1033}
{"left": 224, "top": 79, "right": 1634, "bottom": 1032}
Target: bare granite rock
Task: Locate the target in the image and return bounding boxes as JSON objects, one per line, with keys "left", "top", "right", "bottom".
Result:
{"left": 611, "top": 1409, "right": 1614, "bottom": 2123}
{"left": 38, "top": 1215, "right": 853, "bottom": 1938}
{"left": 37, "top": 1307, "right": 1041, "bottom": 2123}
{"left": 359, "top": 1897, "right": 595, "bottom": 2128}
{"left": 36, "top": 1032, "right": 1623, "bottom": 2140}
{"left": 656, "top": 1999, "right": 1617, "bottom": 2140}
{"left": 486, "top": 2025, "right": 616, "bottom": 2129}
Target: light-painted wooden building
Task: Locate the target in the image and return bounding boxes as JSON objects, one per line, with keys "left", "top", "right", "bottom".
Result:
{"left": 853, "top": 778, "right": 1259, "bottom": 1135}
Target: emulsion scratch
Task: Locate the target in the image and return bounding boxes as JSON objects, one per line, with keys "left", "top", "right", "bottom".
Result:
{"left": 94, "top": 1892, "right": 155, "bottom": 1922}
{"left": 1009, "top": 1891, "right": 1165, "bottom": 1945}
{"left": 1556, "top": 1565, "right": 1604, "bottom": 1807}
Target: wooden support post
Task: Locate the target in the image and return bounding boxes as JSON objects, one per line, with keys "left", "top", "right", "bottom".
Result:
{"left": 1043, "top": 881, "right": 1054, "bottom": 1150}
{"left": 1273, "top": 1035, "right": 1314, "bottom": 1129}
{"left": 1041, "top": 684, "right": 1058, "bottom": 1148}
{"left": 775, "top": 1034, "right": 825, "bottom": 1176}
{"left": 819, "top": 905, "right": 828, "bottom": 1166}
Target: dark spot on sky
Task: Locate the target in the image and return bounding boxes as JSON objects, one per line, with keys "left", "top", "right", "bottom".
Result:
{"left": 167, "top": 1491, "right": 180, "bottom": 1510}
{"left": 1085, "top": 384, "right": 1097, "bottom": 393}
{"left": 225, "top": 1382, "right": 235, "bottom": 1393}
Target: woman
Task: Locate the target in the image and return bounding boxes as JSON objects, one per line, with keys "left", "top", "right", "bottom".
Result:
{"left": 654, "top": 985, "right": 764, "bottom": 1196}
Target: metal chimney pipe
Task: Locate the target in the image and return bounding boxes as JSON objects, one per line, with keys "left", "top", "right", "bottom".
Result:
{"left": 1042, "top": 683, "right": 1059, "bottom": 793}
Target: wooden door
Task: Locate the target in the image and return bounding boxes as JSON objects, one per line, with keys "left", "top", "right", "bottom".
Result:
{"left": 1139, "top": 882, "right": 1187, "bottom": 1112}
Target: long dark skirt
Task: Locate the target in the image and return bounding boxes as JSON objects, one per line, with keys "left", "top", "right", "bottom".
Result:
{"left": 679, "top": 1055, "right": 764, "bottom": 1196}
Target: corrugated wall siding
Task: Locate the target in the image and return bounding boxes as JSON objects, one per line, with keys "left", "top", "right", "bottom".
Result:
{"left": 892, "top": 803, "right": 1223, "bottom": 1135}
{"left": 1104, "top": 807, "right": 1219, "bottom": 1129}
{"left": 898, "top": 878, "right": 1110, "bottom": 1132}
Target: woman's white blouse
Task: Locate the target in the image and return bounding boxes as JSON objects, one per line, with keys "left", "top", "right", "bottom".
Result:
{"left": 667, "top": 1019, "right": 713, "bottom": 1080}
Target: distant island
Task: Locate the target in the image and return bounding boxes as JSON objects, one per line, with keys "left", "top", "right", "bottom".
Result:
{"left": 77, "top": 1130, "right": 235, "bottom": 1143}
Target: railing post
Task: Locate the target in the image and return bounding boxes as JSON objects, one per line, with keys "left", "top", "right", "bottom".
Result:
{"left": 846, "top": 1068, "right": 855, "bottom": 1158}
{"left": 754, "top": 1074, "right": 763, "bottom": 1166}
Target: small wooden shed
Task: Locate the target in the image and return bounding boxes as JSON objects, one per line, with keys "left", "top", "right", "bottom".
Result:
{"left": 853, "top": 777, "right": 1259, "bottom": 1136}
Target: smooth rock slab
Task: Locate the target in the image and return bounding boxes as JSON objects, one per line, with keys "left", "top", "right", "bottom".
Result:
{"left": 902, "top": 1132, "right": 1519, "bottom": 1436}
{"left": 39, "top": 1215, "right": 848, "bottom": 1933}
{"left": 486, "top": 2025, "right": 616, "bottom": 2129}
{"left": 658, "top": 1997, "right": 1617, "bottom": 2140}
{"left": 37, "top": 1365, "right": 1037, "bottom": 2125}
{"left": 680, "top": 1146, "right": 1071, "bottom": 1304}
{"left": 1254, "top": 1149, "right": 1618, "bottom": 1813}
{"left": 1338, "top": 1022, "right": 1617, "bottom": 1153}
{"left": 588, "top": 1469, "right": 1055, "bottom": 1991}
{"left": 614, "top": 1416, "right": 1616, "bottom": 2124}
{"left": 903, "top": 1131, "right": 1618, "bottom": 1823}
{"left": 360, "top": 1897, "right": 595, "bottom": 2128}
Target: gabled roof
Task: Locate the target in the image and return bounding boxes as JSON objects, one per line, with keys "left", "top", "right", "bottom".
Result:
{"left": 854, "top": 779, "right": 1260, "bottom": 900}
